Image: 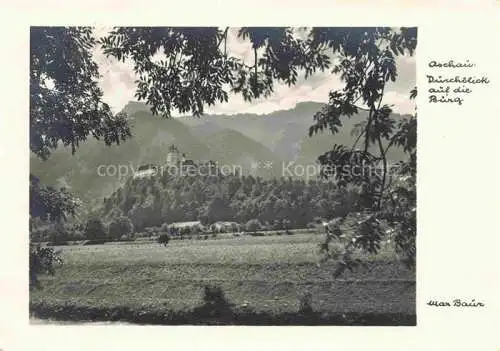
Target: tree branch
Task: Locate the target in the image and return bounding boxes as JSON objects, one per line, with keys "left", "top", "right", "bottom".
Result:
{"left": 217, "top": 27, "right": 229, "bottom": 50}
{"left": 374, "top": 84, "right": 387, "bottom": 209}
{"left": 350, "top": 129, "right": 366, "bottom": 153}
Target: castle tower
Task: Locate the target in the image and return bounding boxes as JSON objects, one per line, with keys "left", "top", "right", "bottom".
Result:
{"left": 166, "top": 145, "right": 181, "bottom": 165}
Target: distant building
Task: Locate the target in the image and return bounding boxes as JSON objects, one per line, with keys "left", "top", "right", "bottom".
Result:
{"left": 168, "top": 221, "right": 204, "bottom": 230}
{"left": 133, "top": 164, "right": 158, "bottom": 179}
{"left": 131, "top": 145, "right": 197, "bottom": 179}
{"left": 165, "top": 221, "right": 204, "bottom": 236}
{"left": 211, "top": 221, "right": 240, "bottom": 233}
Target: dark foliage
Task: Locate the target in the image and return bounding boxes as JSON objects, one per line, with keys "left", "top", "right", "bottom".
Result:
{"left": 29, "top": 175, "right": 78, "bottom": 222}
{"left": 30, "top": 26, "right": 131, "bottom": 160}
{"left": 30, "top": 27, "right": 132, "bottom": 223}
{"left": 298, "top": 291, "right": 314, "bottom": 315}
{"left": 29, "top": 246, "right": 63, "bottom": 289}
{"left": 30, "top": 302, "right": 415, "bottom": 326}
{"left": 193, "top": 285, "right": 234, "bottom": 318}
{"left": 84, "top": 217, "right": 108, "bottom": 241}
{"left": 157, "top": 234, "right": 170, "bottom": 246}
{"left": 99, "top": 173, "right": 351, "bottom": 231}
{"left": 108, "top": 216, "right": 135, "bottom": 241}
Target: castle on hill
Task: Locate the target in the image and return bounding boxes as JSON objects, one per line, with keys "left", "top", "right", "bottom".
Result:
{"left": 165, "top": 144, "right": 184, "bottom": 166}
{"left": 132, "top": 145, "right": 221, "bottom": 179}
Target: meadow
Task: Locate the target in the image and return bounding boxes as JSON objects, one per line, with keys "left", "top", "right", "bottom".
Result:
{"left": 30, "top": 232, "right": 416, "bottom": 325}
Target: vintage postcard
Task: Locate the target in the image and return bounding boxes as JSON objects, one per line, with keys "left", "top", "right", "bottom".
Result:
{"left": 0, "top": 0, "right": 498, "bottom": 350}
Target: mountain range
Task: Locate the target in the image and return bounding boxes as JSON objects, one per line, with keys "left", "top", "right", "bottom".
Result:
{"left": 30, "top": 101, "right": 410, "bottom": 207}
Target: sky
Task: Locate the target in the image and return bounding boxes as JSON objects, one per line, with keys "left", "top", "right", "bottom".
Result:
{"left": 93, "top": 27, "right": 416, "bottom": 116}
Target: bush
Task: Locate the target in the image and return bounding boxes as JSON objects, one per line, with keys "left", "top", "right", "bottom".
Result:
{"left": 198, "top": 285, "right": 233, "bottom": 317}
{"left": 84, "top": 218, "right": 107, "bottom": 241}
{"left": 41, "top": 222, "right": 71, "bottom": 245}
{"left": 158, "top": 234, "right": 170, "bottom": 247}
{"left": 249, "top": 232, "right": 265, "bottom": 237}
{"left": 298, "top": 291, "right": 314, "bottom": 315}
{"left": 29, "top": 245, "right": 63, "bottom": 289}
{"left": 108, "top": 216, "right": 134, "bottom": 241}
{"left": 245, "top": 219, "right": 261, "bottom": 233}
{"left": 70, "top": 231, "right": 85, "bottom": 241}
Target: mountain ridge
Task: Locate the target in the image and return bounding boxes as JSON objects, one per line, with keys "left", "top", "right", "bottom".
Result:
{"left": 31, "top": 100, "right": 410, "bottom": 207}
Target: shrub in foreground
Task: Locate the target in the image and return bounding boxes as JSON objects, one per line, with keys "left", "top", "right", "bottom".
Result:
{"left": 157, "top": 234, "right": 170, "bottom": 247}
{"left": 195, "top": 285, "right": 234, "bottom": 318}
{"left": 29, "top": 245, "right": 63, "bottom": 289}
{"left": 298, "top": 291, "right": 314, "bottom": 315}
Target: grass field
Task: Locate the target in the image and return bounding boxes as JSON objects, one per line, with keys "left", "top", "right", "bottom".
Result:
{"left": 30, "top": 232, "right": 416, "bottom": 324}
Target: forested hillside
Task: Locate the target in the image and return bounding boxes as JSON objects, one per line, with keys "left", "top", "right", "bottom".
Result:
{"left": 100, "top": 171, "right": 360, "bottom": 231}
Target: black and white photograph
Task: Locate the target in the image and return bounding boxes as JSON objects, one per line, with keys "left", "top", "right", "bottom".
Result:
{"left": 29, "top": 26, "right": 417, "bottom": 326}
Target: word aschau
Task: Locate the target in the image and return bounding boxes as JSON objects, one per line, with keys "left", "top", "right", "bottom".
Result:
{"left": 428, "top": 60, "right": 475, "bottom": 68}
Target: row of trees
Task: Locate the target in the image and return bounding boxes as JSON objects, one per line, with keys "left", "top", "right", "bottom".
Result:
{"left": 30, "top": 216, "right": 134, "bottom": 244}
{"left": 30, "top": 213, "right": 307, "bottom": 245}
